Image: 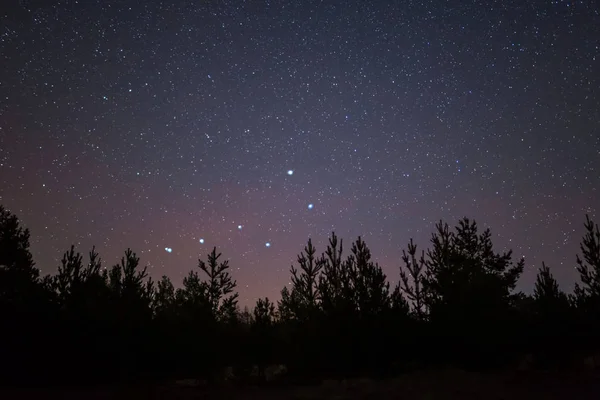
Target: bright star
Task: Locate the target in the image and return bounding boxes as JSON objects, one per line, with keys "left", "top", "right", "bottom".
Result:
{"left": 308, "top": 203, "right": 314, "bottom": 209}
{"left": 238, "top": 225, "right": 242, "bottom": 230}
{"left": 265, "top": 242, "right": 271, "bottom": 247}
{"left": 199, "top": 238, "right": 204, "bottom": 244}
{"left": 287, "top": 169, "right": 294, "bottom": 176}
{"left": 165, "top": 247, "right": 172, "bottom": 253}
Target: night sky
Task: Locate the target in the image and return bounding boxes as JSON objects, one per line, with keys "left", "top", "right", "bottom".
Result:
{"left": 1, "top": 0, "right": 598, "bottom": 306}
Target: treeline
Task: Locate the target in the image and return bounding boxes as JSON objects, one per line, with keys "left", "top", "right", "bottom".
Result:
{"left": 1, "top": 204, "right": 600, "bottom": 386}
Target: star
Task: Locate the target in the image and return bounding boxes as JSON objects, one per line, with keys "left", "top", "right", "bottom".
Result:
{"left": 199, "top": 238, "right": 204, "bottom": 244}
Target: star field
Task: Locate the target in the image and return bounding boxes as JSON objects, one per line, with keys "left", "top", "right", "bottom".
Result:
{"left": 1, "top": 0, "right": 599, "bottom": 305}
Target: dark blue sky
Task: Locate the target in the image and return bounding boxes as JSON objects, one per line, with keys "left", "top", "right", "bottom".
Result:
{"left": 1, "top": 0, "right": 598, "bottom": 305}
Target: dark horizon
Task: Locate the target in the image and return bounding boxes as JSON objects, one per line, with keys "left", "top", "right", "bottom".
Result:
{"left": 2, "top": 202, "right": 600, "bottom": 389}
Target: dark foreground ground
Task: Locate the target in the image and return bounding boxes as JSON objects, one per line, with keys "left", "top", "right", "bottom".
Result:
{"left": 3, "top": 369, "right": 600, "bottom": 399}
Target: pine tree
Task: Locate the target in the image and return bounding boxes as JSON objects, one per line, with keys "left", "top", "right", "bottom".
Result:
{"left": 105, "top": 249, "right": 154, "bottom": 380}
{"left": 0, "top": 206, "right": 48, "bottom": 385}
{"left": 422, "top": 218, "right": 524, "bottom": 319}
{"left": 254, "top": 297, "right": 276, "bottom": 326}
{"left": 318, "top": 232, "right": 354, "bottom": 315}
{"left": 533, "top": 262, "right": 569, "bottom": 307}
{"left": 0, "top": 205, "right": 39, "bottom": 288}
{"left": 420, "top": 217, "right": 525, "bottom": 368}
{"left": 277, "top": 285, "right": 297, "bottom": 321}
{"left": 288, "top": 238, "right": 323, "bottom": 318}
{"left": 251, "top": 297, "right": 277, "bottom": 379}
{"left": 53, "top": 245, "right": 105, "bottom": 303}
{"left": 153, "top": 275, "right": 176, "bottom": 316}
{"left": 530, "top": 262, "right": 571, "bottom": 368}
{"left": 106, "top": 248, "right": 154, "bottom": 311}
{"left": 198, "top": 246, "right": 239, "bottom": 322}
{"left": 398, "top": 238, "right": 426, "bottom": 319}
{"left": 346, "top": 236, "right": 390, "bottom": 316}
{"left": 574, "top": 215, "right": 600, "bottom": 298}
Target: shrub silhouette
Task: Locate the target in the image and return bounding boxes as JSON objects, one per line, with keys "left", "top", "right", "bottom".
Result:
{"left": 2, "top": 203, "right": 600, "bottom": 387}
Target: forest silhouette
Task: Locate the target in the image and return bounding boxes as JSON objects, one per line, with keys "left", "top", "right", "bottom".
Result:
{"left": 1, "top": 204, "right": 600, "bottom": 388}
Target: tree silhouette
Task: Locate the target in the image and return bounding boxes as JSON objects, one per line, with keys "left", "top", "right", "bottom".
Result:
{"left": 198, "top": 246, "right": 239, "bottom": 322}
{"left": 571, "top": 215, "right": 600, "bottom": 361}
{"left": 153, "top": 275, "right": 176, "bottom": 316}
{"left": 423, "top": 218, "right": 524, "bottom": 315}
{"left": 254, "top": 297, "right": 277, "bottom": 325}
{"left": 251, "top": 297, "right": 278, "bottom": 380}
{"left": 420, "top": 218, "right": 525, "bottom": 368}
{"left": 102, "top": 248, "right": 155, "bottom": 380}
{"left": 574, "top": 215, "right": 600, "bottom": 299}
{"left": 288, "top": 238, "right": 323, "bottom": 319}
{"left": 528, "top": 262, "right": 572, "bottom": 368}
{"left": 318, "top": 232, "right": 352, "bottom": 315}
{"left": 533, "top": 262, "right": 569, "bottom": 307}
{"left": 277, "top": 285, "right": 297, "bottom": 321}
{"left": 0, "top": 206, "right": 59, "bottom": 385}
{"left": 4, "top": 202, "right": 600, "bottom": 385}
{"left": 346, "top": 236, "right": 391, "bottom": 316}
{"left": 399, "top": 238, "right": 426, "bottom": 319}
{"left": 53, "top": 245, "right": 105, "bottom": 302}
{"left": 0, "top": 205, "right": 38, "bottom": 280}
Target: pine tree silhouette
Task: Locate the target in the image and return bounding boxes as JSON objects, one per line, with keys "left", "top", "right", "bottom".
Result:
{"left": 104, "top": 248, "right": 154, "bottom": 381}
{"left": 318, "top": 232, "right": 352, "bottom": 315}
{"left": 529, "top": 262, "right": 572, "bottom": 368}
{"left": 153, "top": 275, "right": 176, "bottom": 316}
{"left": 0, "top": 205, "right": 39, "bottom": 287}
{"left": 47, "top": 245, "right": 115, "bottom": 382}
{"left": 574, "top": 215, "right": 600, "bottom": 298}
{"left": 572, "top": 215, "right": 600, "bottom": 364}
{"left": 252, "top": 297, "right": 278, "bottom": 380}
{"left": 421, "top": 218, "right": 525, "bottom": 368}
{"left": 533, "top": 262, "right": 569, "bottom": 307}
{"left": 254, "top": 297, "right": 276, "bottom": 325}
{"left": 277, "top": 285, "right": 296, "bottom": 321}
{"left": 198, "top": 246, "right": 239, "bottom": 322}
{"left": 399, "top": 238, "right": 426, "bottom": 319}
{"left": 283, "top": 238, "right": 323, "bottom": 323}
{"left": 0, "top": 206, "right": 54, "bottom": 385}
{"left": 346, "top": 236, "right": 390, "bottom": 316}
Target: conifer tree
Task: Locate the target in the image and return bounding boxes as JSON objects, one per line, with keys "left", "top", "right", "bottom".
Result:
{"left": 197, "top": 246, "right": 239, "bottom": 322}
{"left": 422, "top": 218, "right": 524, "bottom": 319}
{"left": 251, "top": 297, "right": 277, "bottom": 379}
{"left": 54, "top": 245, "right": 106, "bottom": 303}
{"left": 289, "top": 238, "right": 323, "bottom": 317}
{"left": 254, "top": 297, "right": 276, "bottom": 326}
{"left": 0, "top": 206, "right": 47, "bottom": 385}
{"left": 419, "top": 218, "right": 524, "bottom": 367}
{"left": 574, "top": 215, "right": 600, "bottom": 299}
{"left": 318, "top": 232, "right": 353, "bottom": 314}
{"left": 153, "top": 275, "right": 176, "bottom": 316}
{"left": 398, "top": 238, "right": 426, "bottom": 318}
{"left": 347, "top": 236, "right": 390, "bottom": 316}
{"left": 0, "top": 205, "right": 39, "bottom": 286}
{"left": 390, "top": 286, "right": 411, "bottom": 314}
{"left": 533, "top": 262, "right": 569, "bottom": 307}
{"left": 108, "top": 248, "right": 153, "bottom": 308}
{"left": 277, "top": 285, "right": 297, "bottom": 321}
{"left": 530, "top": 262, "right": 572, "bottom": 368}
